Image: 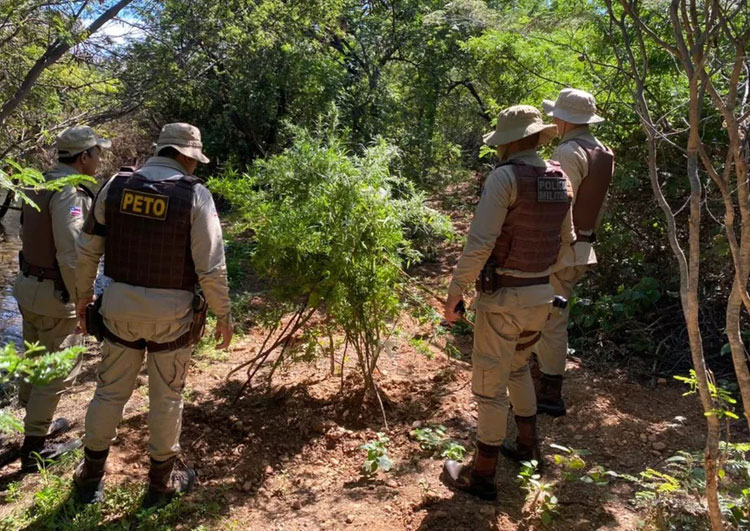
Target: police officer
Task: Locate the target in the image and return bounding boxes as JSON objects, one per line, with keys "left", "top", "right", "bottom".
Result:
{"left": 73, "top": 123, "right": 232, "bottom": 506}
{"left": 13, "top": 126, "right": 110, "bottom": 472}
{"left": 442, "top": 106, "right": 574, "bottom": 500}
{"left": 534, "top": 89, "right": 614, "bottom": 417}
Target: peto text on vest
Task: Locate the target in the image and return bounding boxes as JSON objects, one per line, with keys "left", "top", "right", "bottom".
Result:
{"left": 120, "top": 189, "right": 170, "bottom": 220}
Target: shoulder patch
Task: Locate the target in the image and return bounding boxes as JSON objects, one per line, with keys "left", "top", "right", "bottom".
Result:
{"left": 120, "top": 189, "right": 170, "bottom": 220}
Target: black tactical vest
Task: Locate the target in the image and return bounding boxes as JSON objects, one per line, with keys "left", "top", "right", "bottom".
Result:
{"left": 101, "top": 170, "right": 200, "bottom": 292}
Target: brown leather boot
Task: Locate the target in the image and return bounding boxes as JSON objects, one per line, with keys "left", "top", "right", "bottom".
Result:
{"left": 73, "top": 447, "right": 109, "bottom": 503}
{"left": 143, "top": 456, "right": 196, "bottom": 509}
{"left": 442, "top": 441, "right": 500, "bottom": 501}
{"left": 500, "top": 415, "right": 542, "bottom": 467}
{"left": 537, "top": 373, "right": 566, "bottom": 417}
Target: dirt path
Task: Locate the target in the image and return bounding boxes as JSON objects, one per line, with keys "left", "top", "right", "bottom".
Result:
{"left": 0, "top": 200, "right": 728, "bottom": 530}
{"left": 0, "top": 315, "right": 712, "bottom": 530}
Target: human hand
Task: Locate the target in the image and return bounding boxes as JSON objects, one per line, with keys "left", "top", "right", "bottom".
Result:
{"left": 214, "top": 320, "right": 233, "bottom": 350}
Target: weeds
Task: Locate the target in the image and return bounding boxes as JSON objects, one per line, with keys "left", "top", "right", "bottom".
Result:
{"left": 517, "top": 460, "right": 558, "bottom": 526}
{"left": 361, "top": 432, "right": 393, "bottom": 477}
{"left": 409, "top": 425, "right": 466, "bottom": 460}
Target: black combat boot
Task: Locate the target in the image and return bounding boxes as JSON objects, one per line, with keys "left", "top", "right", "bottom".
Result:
{"left": 501, "top": 415, "right": 542, "bottom": 468}
{"left": 19, "top": 435, "right": 45, "bottom": 473}
{"left": 19, "top": 418, "right": 77, "bottom": 472}
{"left": 142, "top": 456, "right": 196, "bottom": 509}
{"left": 73, "top": 447, "right": 109, "bottom": 504}
{"left": 537, "top": 373, "right": 566, "bottom": 417}
{"left": 442, "top": 441, "right": 500, "bottom": 501}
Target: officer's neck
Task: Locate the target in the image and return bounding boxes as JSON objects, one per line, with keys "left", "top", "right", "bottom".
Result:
{"left": 561, "top": 123, "right": 589, "bottom": 140}
{"left": 62, "top": 159, "right": 87, "bottom": 175}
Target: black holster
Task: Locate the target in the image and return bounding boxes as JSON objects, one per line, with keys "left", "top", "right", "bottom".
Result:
{"left": 477, "top": 257, "right": 499, "bottom": 294}
{"left": 190, "top": 294, "right": 208, "bottom": 344}
{"left": 85, "top": 296, "right": 105, "bottom": 341}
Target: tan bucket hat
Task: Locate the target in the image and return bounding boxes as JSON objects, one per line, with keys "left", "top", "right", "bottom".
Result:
{"left": 542, "top": 88, "right": 604, "bottom": 124}
{"left": 482, "top": 105, "right": 558, "bottom": 147}
{"left": 56, "top": 126, "right": 112, "bottom": 157}
{"left": 154, "top": 122, "right": 210, "bottom": 164}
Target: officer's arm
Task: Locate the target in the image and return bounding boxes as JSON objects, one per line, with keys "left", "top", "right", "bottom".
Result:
{"left": 49, "top": 185, "right": 90, "bottom": 299}
{"left": 448, "top": 168, "right": 514, "bottom": 298}
{"left": 76, "top": 181, "right": 109, "bottom": 303}
{"left": 554, "top": 143, "right": 587, "bottom": 196}
{"left": 190, "top": 185, "right": 232, "bottom": 326}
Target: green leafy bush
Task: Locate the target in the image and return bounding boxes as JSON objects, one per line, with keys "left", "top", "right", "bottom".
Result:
{"left": 210, "top": 118, "right": 453, "bottom": 416}
{"left": 0, "top": 342, "right": 84, "bottom": 434}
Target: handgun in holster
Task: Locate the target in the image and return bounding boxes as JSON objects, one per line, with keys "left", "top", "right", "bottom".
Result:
{"left": 476, "top": 257, "right": 499, "bottom": 294}
{"left": 190, "top": 293, "right": 209, "bottom": 345}
{"left": 85, "top": 296, "right": 105, "bottom": 341}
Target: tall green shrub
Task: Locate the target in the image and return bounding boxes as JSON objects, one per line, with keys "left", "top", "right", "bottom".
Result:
{"left": 211, "top": 120, "right": 452, "bottom": 422}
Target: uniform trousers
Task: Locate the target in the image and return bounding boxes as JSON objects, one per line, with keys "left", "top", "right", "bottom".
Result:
{"left": 472, "top": 299, "right": 550, "bottom": 446}
{"left": 82, "top": 318, "right": 192, "bottom": 461}
{"left": 535, "top": 265, "right": 588, "bottom": 376}
{"left": 18, "top": 306, "right": 83, "bottom": 436}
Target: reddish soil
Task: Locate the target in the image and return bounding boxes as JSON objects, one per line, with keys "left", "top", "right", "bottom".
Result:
{"left": 0, "top": 189, "right": 734, "bottom": 530}
{"left": 0, "top": 293, "right": 718, "bottom": 530}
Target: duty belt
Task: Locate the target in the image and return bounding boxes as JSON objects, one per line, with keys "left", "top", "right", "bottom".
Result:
{"left": 494, "top": 275, "right": 549, "bottom": 288}
{"left": 101, "top": 325, "right": 194, "bottom": 353}
{"left": 19, "top": 252, "right": 61, "bottom": 281}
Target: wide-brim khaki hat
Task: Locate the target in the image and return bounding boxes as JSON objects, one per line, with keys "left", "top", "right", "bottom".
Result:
{"left": 56, "top": 126, "right": 112, "bottom": 156}
{"left": 154, "top": 122, "right": 210, "bottom": 164}
{"left": 482, "top": 105, "right": 558, "bottom": 147}
{"left": 543, "top": 88, "right": 604, "bottom": 124}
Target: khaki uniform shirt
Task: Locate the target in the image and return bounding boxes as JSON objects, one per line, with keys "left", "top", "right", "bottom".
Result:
{"left": 13, "top": 163, "right": 92, "bottom": 319}
{"left": 76, "top": 156, "right": 232, "bottom": 326}
{"left": 448, "top": 149, "right": 575, "bottom": 309}
{"left": 552, "top": 127, "right": 607, "bottom": 269}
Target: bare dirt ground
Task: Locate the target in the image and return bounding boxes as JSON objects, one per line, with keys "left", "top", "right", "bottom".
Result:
{"left": 0, "top": 285, "right": 717, "bottom": 529}
{"left": 0, "top": 196, "right": 736, "bottom": 530}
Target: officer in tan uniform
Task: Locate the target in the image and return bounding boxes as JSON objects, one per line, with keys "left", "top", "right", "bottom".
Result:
{"left": 442, "top": 106, "right": 574, "bottom": 500}
{"left": 12, "top": 126, "right": 110, "bottom": 472}
{"left": 534, "top": 89, "right": 614, "bottom": 416}
{"left": 73, "top": 123, "right": 232, "bottom": 506}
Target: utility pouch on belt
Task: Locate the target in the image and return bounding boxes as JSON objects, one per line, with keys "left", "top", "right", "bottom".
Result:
{"left": 190, "top": 293, "right": 208, "bottom": 345}
{"left": 477, "top": 258, "right": 499, "bottom": 294}
{"left": 85, "top": 296, "right": 104, "bottom": 341}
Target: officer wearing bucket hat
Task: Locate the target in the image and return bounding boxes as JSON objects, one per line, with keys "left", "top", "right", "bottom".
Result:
{"left": 12, "top": 126, "right": 110, "bottom": 472}
{"left": 441, "top": 105, "right": 575, "bottom": 500}
{"left": 73, "top": 122, "right": 232, "bottom": 506}
{"left": 534, "top": 89, "right": 614, "bottom": 417}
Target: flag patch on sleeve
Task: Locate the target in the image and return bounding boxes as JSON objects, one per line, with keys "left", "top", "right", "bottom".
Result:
{"left": 69, "top": 206, "right": 82, "bottom": 217}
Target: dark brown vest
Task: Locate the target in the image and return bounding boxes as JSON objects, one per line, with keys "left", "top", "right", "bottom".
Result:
{"left": 21, "top": 179, "right": 93, "bottom": 270}
{"left": 21, "top": 190, "right": 56, "bottom": 269}
{"left": 568, "top": 138, "right": 614, "bottom": 234}
{"left": 491, "top": 161, "right": 573, "bottom": 273}
{"left": 103, "top": 170, "right": 200, "bottom": 292}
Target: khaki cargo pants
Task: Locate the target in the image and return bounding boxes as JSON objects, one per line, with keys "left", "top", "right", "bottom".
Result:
{"left": 535, "top": 265, "right": 588, "bottom": 376}
{"left": 18, "top": 306, "right": 84, "bottom": 437}
{"left": 82, "top": 319, "right": 192, "bottom": 461}
{"left": 472, "top": 300, "right": 550, "bottom": 446}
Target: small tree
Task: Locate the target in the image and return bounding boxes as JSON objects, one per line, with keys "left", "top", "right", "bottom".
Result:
{"left": 213, "top": 117, "right": 452, "bottom": 425}
{"left": 605, "top": 1, "right": 750, "bottom": 528}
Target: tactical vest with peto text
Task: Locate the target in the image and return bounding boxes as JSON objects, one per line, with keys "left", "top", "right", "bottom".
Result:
{"left": 91, "top": 170, "right": 200, "bottom": 292}
{"left": 490, "top": 161, "right": 573, "bottom": 273}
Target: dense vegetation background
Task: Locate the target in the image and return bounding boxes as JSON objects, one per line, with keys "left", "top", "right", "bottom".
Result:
{"left": 5, "top": 0, "right": 722, "bottom": 377}
{"left": 2, "top": 1, "right": 749, "bottom": 529}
